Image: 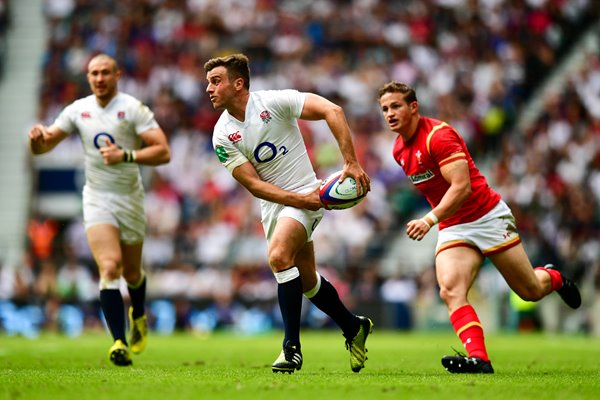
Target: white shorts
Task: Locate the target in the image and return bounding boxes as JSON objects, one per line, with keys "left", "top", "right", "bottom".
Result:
{"left": 82, "top": 185, "right": 146, "bottom": 244}
{"left": 261, "top": 200, "right": 324, "bottom": 242}
{"left": 436, "top": 200, "right": 521, "bottom": 256}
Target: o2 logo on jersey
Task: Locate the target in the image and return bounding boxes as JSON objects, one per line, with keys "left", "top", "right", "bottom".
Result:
{"left": 254, "top": 141, "right": 288, "bottom": 163}
{"left": 93, "top": 132, "right": 116, "bottom": 149}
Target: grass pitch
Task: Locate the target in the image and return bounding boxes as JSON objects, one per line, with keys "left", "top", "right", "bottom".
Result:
{"left": 1, "top": 330, "right": 598, "bottom": 400}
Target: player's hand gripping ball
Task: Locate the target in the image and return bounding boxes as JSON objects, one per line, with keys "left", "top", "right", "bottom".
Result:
{"left": 319, "top": 170, "right": 367, "bottom": 210}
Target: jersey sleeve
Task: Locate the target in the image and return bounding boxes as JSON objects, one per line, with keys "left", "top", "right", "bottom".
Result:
{"left": 131, "top": 100, "right": 160, "bottom": 134}
{"left": 52, "top": 102, "right": 78, "bottom": 134}
{"left": 212, "top": 124, "right": 249, "bottom": 174}
{"left": 428, "top": 126, "right": 467, "bottom": 168}
{"left": 267, "top": 89, "right": 306, "bottom": 120}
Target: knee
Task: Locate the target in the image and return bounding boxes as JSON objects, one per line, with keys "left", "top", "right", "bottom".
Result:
{"left": 439, "top": 286, "right": 452, "bottom": 304}
{"left": 268, "top": 248, "right": 293, "bottom": 272}
{"left": 439, "top": 285, "right": 467, "bottom": 309}
{"left": 98, "top": 258, "right": 122, "bottom": 281}
{"left": 122, "top": 268, "right": 142, "bottom": 285}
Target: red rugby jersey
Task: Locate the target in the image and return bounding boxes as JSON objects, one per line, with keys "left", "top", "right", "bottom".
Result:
{"left": 392, "top": 116, "right": 500, "bottom": 229}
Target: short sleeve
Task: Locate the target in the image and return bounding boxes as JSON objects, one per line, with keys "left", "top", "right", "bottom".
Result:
{"left": 428, "top": 126, "right": 467, "bottom": 168}
{"left": 212, "top": 126, "right": 249, "bottom": 174}
{"left": 266, "top": 89, "right": 306, "bottom": 120}
{"left": 131, "top": 100, "right": 160, "bottom": 134}
{"left": 52, "top": 103, "right": 78, "bottom": 134}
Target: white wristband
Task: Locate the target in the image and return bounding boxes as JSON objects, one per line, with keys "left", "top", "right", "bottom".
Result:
{"left": 420, "top": 218, "right": 431, "bottom": 228}
{"left": 426, "top": 211, "right": 439, "bottom": 225}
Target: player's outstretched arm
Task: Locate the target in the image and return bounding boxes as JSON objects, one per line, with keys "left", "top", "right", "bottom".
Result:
{"left": 28, "top": 124, "right": 68, "bottom": 155}
{"left": 299, "top": 93, "right": 370, "bottom": 195}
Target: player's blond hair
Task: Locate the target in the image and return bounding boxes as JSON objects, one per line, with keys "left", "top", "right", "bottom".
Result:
{"left": 87, "top": 53, "right": 119, "bottom": 73}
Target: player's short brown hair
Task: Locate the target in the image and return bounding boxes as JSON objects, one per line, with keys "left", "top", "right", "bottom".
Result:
{"left": 204, "top": 53, "right": 251, "bottom": 90}
{"left": 378, "top": 81, "right": 417, "bottom": 104}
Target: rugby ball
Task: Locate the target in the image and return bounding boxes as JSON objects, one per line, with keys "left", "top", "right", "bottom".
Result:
{"left": 319, "top": 170, "right": 366, "bottom": 210}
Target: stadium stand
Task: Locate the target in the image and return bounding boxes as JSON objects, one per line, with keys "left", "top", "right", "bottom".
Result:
{"left": 2, "top": 0, "right": 599, "bottom": 337}
{"left": 0, "top": 0, "right": 45, "bottom": 270}
{"left": 0, "top": 1, "right": 9, "bottom": 79}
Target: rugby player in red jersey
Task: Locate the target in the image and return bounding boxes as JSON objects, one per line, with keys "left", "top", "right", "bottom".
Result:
{"left": 378, "top": 81, "right": 581, "bottom": 373}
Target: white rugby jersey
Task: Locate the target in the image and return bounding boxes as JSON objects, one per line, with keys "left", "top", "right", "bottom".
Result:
{"left": 53, "top": 92, "right": 159, "bottom": 193}
{"left": 212, "top": 90, "right": 319, "bottom": 193}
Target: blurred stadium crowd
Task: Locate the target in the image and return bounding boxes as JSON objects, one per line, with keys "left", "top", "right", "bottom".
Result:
{"left": 1, "top": 0, "right": 599, "bottom": 338}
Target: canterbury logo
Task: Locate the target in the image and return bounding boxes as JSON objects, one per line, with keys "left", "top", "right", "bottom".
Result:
{"left": 228, "top": 131, "right": 242, "bottom": 143}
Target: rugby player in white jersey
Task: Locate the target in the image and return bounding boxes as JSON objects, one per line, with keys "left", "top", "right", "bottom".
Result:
{"left": 205, "top": 53, "right": 373, "bottom": 374}
{"left": 28, "top": 54, "right": 170, "bottom": 366}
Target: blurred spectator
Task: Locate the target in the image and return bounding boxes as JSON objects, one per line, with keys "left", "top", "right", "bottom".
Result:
{"left": 1, "top": 252, "right": 36, "bottom": 306}
{"left": 56, "top": 247, "right": 98, "bottom": 304}
{"left": 34, "top": 259, "right": 59, "bottom": 331}
{"left": 380, "top": 274, "right": 418, "bottom": 330}
{"left": 27, "top": 214, "right": 59, "bottom": 265}
{"left": 56, "top": 245, "right": 98, "bottom": 333}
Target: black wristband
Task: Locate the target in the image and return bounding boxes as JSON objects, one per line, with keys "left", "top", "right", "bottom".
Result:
{"left": 123, "top": 149, "right": 134, "bottom": 162}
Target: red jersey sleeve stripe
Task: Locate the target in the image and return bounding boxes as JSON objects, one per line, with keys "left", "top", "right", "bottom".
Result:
{"left": 439, "top": 152, "right": 467, "bottom": 167}
{"left": 425, "top": 122, "right": 449, "bottom": 155}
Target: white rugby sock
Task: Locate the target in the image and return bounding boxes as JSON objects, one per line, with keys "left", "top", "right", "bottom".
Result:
{"left": 99, "top": 278, "right": 121, "bottom": 290}
{"left": 274, "top": 266, "right": 300, "bottom": 283}
{"left": 303, "top": 273, "right": 322, "bottom": 299}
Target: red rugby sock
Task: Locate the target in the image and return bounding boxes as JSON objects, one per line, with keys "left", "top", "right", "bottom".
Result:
{"left": 450, "top": 305, "right": 489, "bottom": 361}
{"left": 534, "top": 266, "right": 563, "bottom": 291}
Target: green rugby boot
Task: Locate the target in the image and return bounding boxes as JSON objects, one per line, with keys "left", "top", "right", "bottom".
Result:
{"left": 346, "top": 316, "right": 374, "bottom": 373}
